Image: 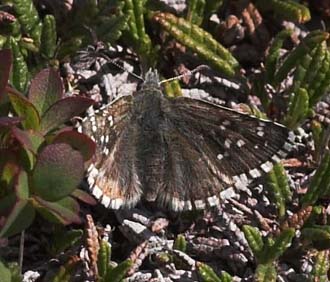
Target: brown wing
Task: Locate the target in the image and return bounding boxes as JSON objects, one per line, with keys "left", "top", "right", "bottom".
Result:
{"left": 81, "top": 95, "right": 142, "bottom": 209}
{"left": 150, "top": 96, "right": 294, "bottom": 211}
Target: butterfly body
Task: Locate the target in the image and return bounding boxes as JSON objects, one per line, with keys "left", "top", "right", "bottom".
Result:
{"left": 80, "top": 69, "right": 294, "bottom": 211}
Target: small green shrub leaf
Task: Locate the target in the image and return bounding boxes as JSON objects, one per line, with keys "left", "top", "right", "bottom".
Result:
{"left": 40, "top": 15, "right": 57, "bottom": 59}
{"left": 174, "top": 234, "right": 187, "bottom": 252}
{"left": 302, "top": 151, "right": 330, "bottom": 205}
{"left": 98, "top": 240, "right": 111, "bottom": 278}
{"left": 255, "top": 263, "right": 277, "bottom": 282}
{"left": 152, "top": 12, "right": 239, "bottom": 76}
{"left": 106, "top": 259, "right": 132, "bottom": 282}
{"left": 53, "top": 130, "right": 96, "bottom": 161}
{"left": 0, "top": 199, "right": 35, "bottom": 238}
{"left": 29, "top": 68, "right": 63, "bottom": 116}
{"left": 40, "top": 97, "right": 94, "bottom": 134}
{"left": 242, "top": 225, "right": 264, "bottom": 260}
{"left": 197, "top": 262, "right": 222, "bottom": 282}
{"left": 32, "top": 143, "right": 84, "bottom": 201}
{"left": 264, "top": 228, "right": 295, "bottom": 263}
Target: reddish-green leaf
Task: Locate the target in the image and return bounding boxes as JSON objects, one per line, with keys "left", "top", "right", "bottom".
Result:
{"left": 0, "top": 199, "right": 35, "bottom": 238}
{"left": 7, "top": 88, "right": 40, "bottom": 130}
{"left": 0, "top": 117, "right": 21, "bottom": 127}
{"left": 71, "top": 189, "right": 97, "bottom": 205}
{"left": 34, "top": 196, "right": 81, "bottom": 225}
{"left": 53, "top": 130, "right": 96, "bottom": 161}
{"left": 11, "top": 127, "right": 34, "bottom": 152}
{"left": 29, "top": 68, "right": 63, "bottom": 116}
{"left": 14, "top": 169, "right": 29, "bottom": 200}
{"left": 40, "top": 97, "right": 94, "bottom": 134}
{"left": 32, "top": 143, "right": 84, "bottom": 201}
{"left": 0, "top": 49, "right": 12, "bottom": 100}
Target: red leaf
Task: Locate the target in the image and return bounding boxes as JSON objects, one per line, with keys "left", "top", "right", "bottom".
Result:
{"left": 32, "top": 143, "right": 84, "bottom": 202}
{"left": 29, "top": 68, "right": 64, "bottom": 116}
{"left": 0, "top": 117, "right": 21, "bottom": 127}
{"left": 71, "top": 189, "right": 97, "bottom": 205}
{"left": 40, "top": 97, "right": 94, "bottom": 134}
{"left": 0, "top": 49, "right": 12, "bottom": 101}
{"left": 53, "top": 130, "right": 96, "bottom": 161}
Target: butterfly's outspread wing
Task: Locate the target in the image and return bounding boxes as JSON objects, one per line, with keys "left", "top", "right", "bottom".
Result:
{"left": 81, "top": 69, "right": 294, "bottom": 211}
{"left": 146, "top": 96, "right": 294, "bottom": 211}
{"left": 80, "top": 95, "right": 142, "bottom": 209}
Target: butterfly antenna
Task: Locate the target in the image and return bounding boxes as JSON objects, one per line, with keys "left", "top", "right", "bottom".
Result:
{"left": 96, "top": 51, "right": 145, "bottom": 82}
{"left": 159, "top": 65, "right": 210, "bottom": 85}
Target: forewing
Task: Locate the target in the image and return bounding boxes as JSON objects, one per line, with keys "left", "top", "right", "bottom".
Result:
{"left": 80, "top": 95, "right": 142, "bottom": 209}
{"left": 160, "top": 96, "right": 294, "bottom": 209}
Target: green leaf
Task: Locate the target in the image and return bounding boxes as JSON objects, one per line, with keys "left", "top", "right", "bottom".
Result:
{"left": 12, "top": 0, "right": 42, "bottom": 45}
{"left": 311, "top": 251, "right": 330, "bottom": 282}
{"left": 173, "top": 234, "right": 187, "bottom": 252}
{"left": 50, "top": 229, "right": 83, "bottom": 255}
{"left": 0, "top": 260, "right": 11, "bottom": 282}
{"left": 187, "top": 0, "right": 205, "bottom": 26}
{"left": 124, "top": 0, "right": 152, "bottom": 58}
{"left": 163, "top": 80, "right": 182, "bottom": 98}
{"left": 264, "top": 228, "right": 295, "bottom": 263}
{"left": 57, "top": 37, "right": 83, "bottom": 60}
{"left": 302, "top": 225, "right": 330, "bottom": 249}
{"left": 152, "top": 12, "right": 239, "bottom": 76}
{"left": 29, "top": 68, "right": 63, "bottom": 116}
{"left": 265, "top": 29, "right": 292, "bottom": 85}
{"left": 266, "top": 163, "right": 292, "bottom": 217}
{"left": 40, "top": 96, "right": 94, "bottom": 134}
{"left": 0, "top": 199, "right": 35, "bottom": 238}
{"left": 301, "top": 151, "right": 330, "bottom": 205}
{"left": 274, "top": 31, "right": 328, "bottom": 85}
{"left": 40, "top": 15, "right": 57, "bottom": 59}
{"left": 267, "top": 0, "right": 311, "bottom": 23}
{"left": 197, "top": 262, "right": 222, "bottom": 282}
{"left": 255, "top": 263, "right": 277, "bottom": 282}
{"left": 242, "top": 225, "right": 264, "bottom": 260}
{"left": 105, "top": 259, "right": 132, "bottom": 282}
{"left": 7, "top": 87, "right": 40, "bottom": 130}
{"left": 32, "top": 143, "right": 84, "bottom": 202}
{"left": 14, "top": 169, "right": 29, "bottom": 200}
{"left": 284, "top": 87, "right": 309, "bottom": 129}
{"left": 98, "top": 240, "right": 111, "bottom": 278}
{"left": 5, "top": 37, "right": 29, "bottom": 92}
{"left": 34, "top": 196, "right": 81, "bottom": 225}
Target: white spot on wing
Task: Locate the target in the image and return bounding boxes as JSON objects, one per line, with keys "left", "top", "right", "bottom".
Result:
{"left": 217, "top": 154, "right": 224, "bottom": 160}
{"left": 261, "top": 161, "right": 273, "bottom": 173}
{"left": 194, "top": 200, "right": 206, "bottom": 209}
{"left": 92, "top": 185, "right": 103, "bottom": 199}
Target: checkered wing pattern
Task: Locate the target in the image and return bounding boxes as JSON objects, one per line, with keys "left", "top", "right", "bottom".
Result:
{"left": 81, "top": 70, "right": 294, "bottom": 211}
{"left": 81, "top": 95, "right": 143, "bottom": 209}
{"left": 158, "top": 97, "right": 294, "bottom": 210}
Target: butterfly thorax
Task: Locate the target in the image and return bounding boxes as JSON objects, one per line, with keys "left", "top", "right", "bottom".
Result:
{"left": 132, "top": 70, "right": 164, "bottom": 133}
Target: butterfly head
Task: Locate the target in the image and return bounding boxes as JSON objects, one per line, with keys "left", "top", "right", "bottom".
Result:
{"left": 142, "top": 68, "right": 160, "bottom": 90}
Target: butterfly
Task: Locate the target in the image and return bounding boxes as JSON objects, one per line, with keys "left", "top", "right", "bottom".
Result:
{"left": 79, "top": 69, "right": 294, "bottom": 211}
